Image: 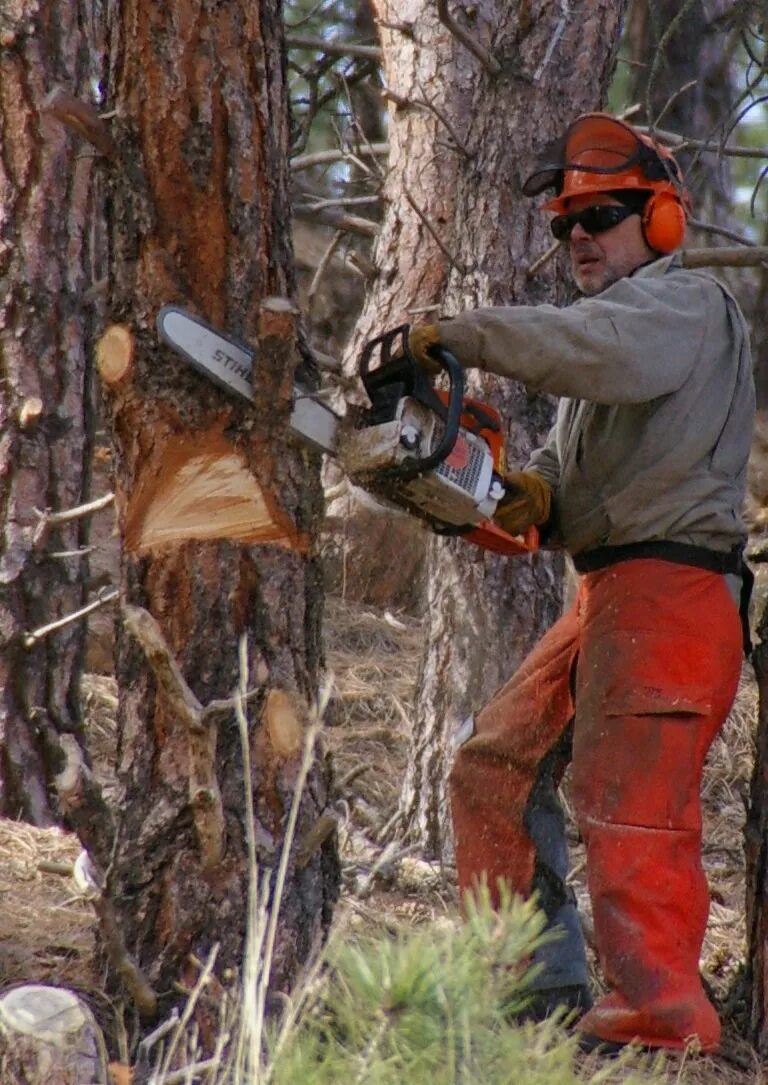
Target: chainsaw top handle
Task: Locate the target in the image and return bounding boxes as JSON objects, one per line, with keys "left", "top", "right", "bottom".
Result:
{"left": 358, "top": 323, "right": 464, "bottom": 481}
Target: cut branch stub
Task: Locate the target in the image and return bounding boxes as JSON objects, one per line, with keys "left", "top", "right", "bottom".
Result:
{"left": 42, "top": 85, "right": 116, "bottom": 156}
{"left": 123, "top": 430, "right": 307, "bottom": 553}
{"left": 96, "top": 324, "right": 134, "bottom": 385}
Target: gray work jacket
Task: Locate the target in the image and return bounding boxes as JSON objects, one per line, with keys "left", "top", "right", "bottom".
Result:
{"left": 437, "top": 254, "right": 755, "bottom": 557}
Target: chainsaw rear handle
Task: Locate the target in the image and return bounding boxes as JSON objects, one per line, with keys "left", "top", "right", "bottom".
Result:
{"left": 358, "top": 323, "right": 465, "bottom": 481}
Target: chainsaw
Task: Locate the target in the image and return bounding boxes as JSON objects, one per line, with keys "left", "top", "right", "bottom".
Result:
{"left": 156, "top": 306, "right": 538, "bottom": 557}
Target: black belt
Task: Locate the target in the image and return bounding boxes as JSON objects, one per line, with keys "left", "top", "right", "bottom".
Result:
{"left": 572, "top": 539, "right": 753, "bottom": 657}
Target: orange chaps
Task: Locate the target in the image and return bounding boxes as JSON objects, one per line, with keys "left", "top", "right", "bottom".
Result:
{"left": 449, "top": 559, "right": 742, "bottom": 1051}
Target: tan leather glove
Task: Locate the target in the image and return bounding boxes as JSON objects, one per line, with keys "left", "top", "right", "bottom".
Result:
{"left": 494, "top": 471, "right": 552, "bottom": 535}
{"left": 408, "top": 324, "right": 442, "bottom": 374}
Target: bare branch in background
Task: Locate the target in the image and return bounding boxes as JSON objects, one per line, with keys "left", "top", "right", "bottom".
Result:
{"left": 652, "top": 79, "right": 697, "bottom": 131}
{"left": 291, "top": 143, "right": 388, "bottom": 171}
{"left": 286, "top": 34, "right": 381, "bottom": 61}
{"left": 688, "top": 217, "right": 757, "bottom": 247}
{"left": 308, "top": 230, "right": 343, "bottom": 310}
{"left": 293, "top": 202, "right": 378, "bottom": 237}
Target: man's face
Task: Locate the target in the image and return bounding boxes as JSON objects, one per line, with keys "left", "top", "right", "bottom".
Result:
{"left": 563, "top": 193, "right": 655, "bottom": 296}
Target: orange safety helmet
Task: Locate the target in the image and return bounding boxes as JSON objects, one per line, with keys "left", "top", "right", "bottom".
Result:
{"left": 523, "top": 113, "right": 691, "bottom": 254}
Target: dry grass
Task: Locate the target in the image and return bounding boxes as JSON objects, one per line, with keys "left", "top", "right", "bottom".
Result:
{"left": 0, "top": 593, "right": 763, "bottom": 1082}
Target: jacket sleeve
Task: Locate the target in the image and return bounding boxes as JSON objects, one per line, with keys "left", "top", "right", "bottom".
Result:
{"left": 525, "top": 424, "right": 560, "bottom": 490}
{"left": 437, "top": 271, "right": 715, "bottom": 405}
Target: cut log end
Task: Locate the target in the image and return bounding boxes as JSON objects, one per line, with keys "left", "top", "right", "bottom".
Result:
{"left": 96, "top": 324, "right": 134, "bottom": 385}
{"left": 124, "top": 433, "right": 307, "bottom": 553}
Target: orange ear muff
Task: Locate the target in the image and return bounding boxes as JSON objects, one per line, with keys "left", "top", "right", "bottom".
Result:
{"left": 641, "top": 190, "right": 686, "bottom": 254}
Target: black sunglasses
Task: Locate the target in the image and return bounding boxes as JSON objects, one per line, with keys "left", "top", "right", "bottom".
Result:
{"left": 550, "top": 204, "right": 636, "bottom": 242}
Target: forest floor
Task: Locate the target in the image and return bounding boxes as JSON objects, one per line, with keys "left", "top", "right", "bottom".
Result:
{"left": 0, "top": 591, "right": 763, "bottom": 1083}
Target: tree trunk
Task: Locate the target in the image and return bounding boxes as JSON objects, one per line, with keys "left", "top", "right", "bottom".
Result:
{"left": 624, "top": 0, "right": 738, "bottom": 229}
{"left": 99, "top": 0, "right": 338, "bottom": 1018}
{"left": 0, "top": 0, "right": 106, "bottom": 825}
{"left": 350, "top": 0, "right": 629, "bottom": 857}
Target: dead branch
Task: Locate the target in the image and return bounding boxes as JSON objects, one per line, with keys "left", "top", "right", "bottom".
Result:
{"left": 415, "top": 82, "right": 472, "bottom": 158}
{"left": 42, "top": 491, "right": 115, "bottom": 526}
{"left": 308, "top": 230, "right": 343, "bottom": 310}
{"left": 526, "top": 240, "right": 561, "bottom": 278}
{"left": 122, "top": 604, "right": 226, "bottom": 871}
{"left": 93, "top": 892, "right": 158, "bottom": 1017}
{"left": 96, "top": 324, "right": 135, "bottom": 384}
{"left": 295, "top": 812, "right": 339, "bottom": 869}
{"left": 641, "top": 125, "right": 768, "bottom": 161}
{"left": 688, "top": 217, "right": 757, "bottom": 247}
{"left": 23, "top": 587, "right": 118, "bottom": 649}
{"left": 682, "top": 246, "right": 768, "bottom": 269}
{"left": 403, "top": 185, "right": 466, "bottom": 274}
{"left": 291, "top": 143, "right": 388, "bottom": 171}
{"left": 293, "top": 202, "right": 378, "bottom": 237}
{"left": 42, "top": 85, "right": 116, "bottom": 157}
{"left": 286, "top": 34, "right": 382, "bottom": 61}
{"left": 436, "top": 0, "right": 501, "bottom": 76}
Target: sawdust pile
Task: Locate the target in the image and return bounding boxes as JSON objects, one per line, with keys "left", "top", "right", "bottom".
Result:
{"left": 0, "top": 594, "right": 761, "bottom": 1082}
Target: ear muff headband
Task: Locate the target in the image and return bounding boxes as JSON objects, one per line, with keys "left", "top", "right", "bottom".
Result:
{"left": 642, "top": 190, "right": 687, "bottom": 254}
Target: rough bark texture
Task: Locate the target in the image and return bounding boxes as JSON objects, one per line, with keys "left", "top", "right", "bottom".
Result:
{"left": 747, "top": 620, "right": 768, "bottom": 1053}
{"left": 101, "top": 0, "right": 338, "bottom": 1018}
{"left": 348, "top": 0, "right": 629, "bottom": 858}
{"left": 0, "top": 0, "right": 106, "bottom": 826}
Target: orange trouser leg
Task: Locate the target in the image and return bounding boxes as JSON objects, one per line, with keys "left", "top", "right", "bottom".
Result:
{"left": 449, "top": 603, "right": 579, "bottom": 905}
{"left": 571, "top": 561, "right": 743, "bottom": 1052}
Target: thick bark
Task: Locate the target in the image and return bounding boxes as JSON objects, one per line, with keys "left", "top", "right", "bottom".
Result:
{"left": 0, "top": 0, "right": 106, "bottom": 826}
{"left": 747, "top": 626, "right": 768, "bottom": 1053}
{"left": 350, "top": 0, "right": 628, "bottom": 857}
{"left": 100, "top": 0, "right": 338, "bottom": 1017}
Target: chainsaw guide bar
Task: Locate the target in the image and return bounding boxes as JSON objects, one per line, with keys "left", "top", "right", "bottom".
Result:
{"left": 156, "top": 305, "right": 537, "bottom": 557}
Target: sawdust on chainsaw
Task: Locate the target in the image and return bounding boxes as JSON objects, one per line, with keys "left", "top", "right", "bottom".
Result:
{"left": 0, "top": 594, "right": 760, "bottom": 1082}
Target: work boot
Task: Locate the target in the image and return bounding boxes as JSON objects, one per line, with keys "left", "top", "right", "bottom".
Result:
{"left": 517, "top": 983, "right": 593, "bottom": 1023}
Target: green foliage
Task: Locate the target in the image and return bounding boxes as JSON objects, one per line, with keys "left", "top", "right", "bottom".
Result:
{"left": 267, "top": 888, "right": 666, "bottom": 1085}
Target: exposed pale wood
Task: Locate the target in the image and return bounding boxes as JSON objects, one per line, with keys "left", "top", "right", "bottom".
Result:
{"left": 123, "top": 433, "right": 306, "bottom": 552}
{"left": 18, "top": 397, "right": 43, "bottom": 429}
{"left": 42, "top": 85, "right": 116, "bottom": 156}
{"left": 96, "top": 324, "right": 134, "bottom": 384}
{"left": 264, "top": 689, "right": 306, "bottom": 759}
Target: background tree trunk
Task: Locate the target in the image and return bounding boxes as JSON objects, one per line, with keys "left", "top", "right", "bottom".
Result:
{"left": 99, "top": 0, "right": 338, "bottom": 1016}
{"left": 347, "top": 0, "right": 629, "bottom": 857}
{"left": 0, "top": 0, "right": 105, "bottom": 825}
